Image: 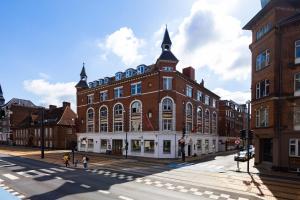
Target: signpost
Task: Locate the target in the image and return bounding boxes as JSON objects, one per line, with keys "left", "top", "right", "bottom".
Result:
{"left": 235, "top": 138, "right": 241, "bottom": 172}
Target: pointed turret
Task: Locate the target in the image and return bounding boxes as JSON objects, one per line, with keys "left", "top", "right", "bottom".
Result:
{"left": 0, "top": 84, "right": 5, "bottom": 106}
{"left": 161, "top": 26, "right": 172, "bottom": 51}
{"left": 75, "top": 63, "right": 89, "bottom": 89}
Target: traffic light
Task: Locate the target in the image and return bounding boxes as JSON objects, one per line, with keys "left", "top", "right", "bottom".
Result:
{"left": 248, "top": 130, "right": 254, "bottom": 140}
{"left": 182, "top": 126, "right": 186, "bottom": 137}
{"left": 240, "top": 129, "right": 246, "bottom": 140}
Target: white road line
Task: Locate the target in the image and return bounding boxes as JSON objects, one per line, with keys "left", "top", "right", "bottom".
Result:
{"left": 194, "top": 192, "right": 203, "bottom": 196}
{"left": 66, "top": 180, "right": 75, "bottom": 183}
{"left": 39, "top": 169, "right": 56, "bottom": 174}
{"left": 17, "top": 170, "right": 49, "bottom": 178}
{"left": 16, "top": 195, "right": 26, "bottom": 199}
{"left": 55, "top": 176, "right": 62, "bottom": 180}
{"left": 60, "top": 167, "right": 75, "bottom": 171}
{"left": 3, "top": 174, "right": 19, "bottom": 180}
{"left": 118, "top": 195, "right": 134, "bottom": 200}
{"left": 238, "top": 198, "right": 249, "bottom": 200}
{"left": 209, "top": 195, "right": 219, "bottom": 199}
{"left": 12, "top": 192, "right": 19, "bottom": 195}
{"left": 50, "top": 168, "right": 66, "bottom": 172}
{"left": 221, "top": 194, "right": 230, "bottom": 198}
{"left": 0, "top": 184, "right": 5, "bottom": 187}
{"left": 80, "top": 184, "right": 91, "bottom": 189}
{"left": 0, "top": 178, "right": 3, "bottom": 182}
{"left": 98, "top": 190, "right": 110, "bottom": 194}
{"left": 2, "top": 186, "right": 9, "bottom": 190}
{"left": 190, "top": 188, "right": 198, "bottom": 192}
{"left": 179, "top": 189, "right": 188, "bottom": 193}
{"left": 6, "top": 189, "right": 14, "bottom": 192}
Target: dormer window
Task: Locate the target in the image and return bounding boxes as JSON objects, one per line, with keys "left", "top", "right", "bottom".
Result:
{"left": 126, "top": 69, "right": 133, "bottom": 78}
{"left": 88, "top": 82, "right": 93, "bottom": 88}
{"left": 295, "top": 40, "right": 300, "bottom": 64}
{"left": 115, "top": 72, "right": 122, "bottom": 81}
{"left": 104, "top": 77, "right": 109, "bottom": 84}
{"left": 98, "top": 79, "right": 104, "bottom": 85}
{"left": 137, "top": 65, "right": 145, "bottom": 74}
{"left": 162, "top": 66, "right": 173, "bottom": 72}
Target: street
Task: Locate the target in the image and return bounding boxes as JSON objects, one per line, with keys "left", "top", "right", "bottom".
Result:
{"left": 1, "top": 150, "right": 295, "bottom": 200}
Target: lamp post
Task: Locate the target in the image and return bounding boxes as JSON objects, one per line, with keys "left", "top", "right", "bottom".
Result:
{"left": 181, "top": 101, "right": 186, "bottom": 162}
{"left": 123, "top": 110, "right": 128, "bottom": 159}
{"left": 246, "top": 100, "right": 251, "bottom": 173}
{"left": 40, "top": 107, "right": 45, "bottom": 159}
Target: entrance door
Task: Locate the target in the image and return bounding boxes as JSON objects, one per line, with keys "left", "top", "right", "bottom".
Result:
{"left": 261, "top": 138, "right": 273, "bottom": 162}
{"left": 188, "top": 145, "right": 192, "bottom": 157}
{"left": 112, "top": 140, "right": 123, "bottom": 155}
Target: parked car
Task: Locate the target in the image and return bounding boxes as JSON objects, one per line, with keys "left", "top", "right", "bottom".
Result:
{"left": 234, "top": 151, "right": 249, "bottom": 162}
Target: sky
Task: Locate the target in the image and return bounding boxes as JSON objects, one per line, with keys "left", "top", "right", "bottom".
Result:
{"left": 0, "top": 0, "right": 261, "bottom": 110}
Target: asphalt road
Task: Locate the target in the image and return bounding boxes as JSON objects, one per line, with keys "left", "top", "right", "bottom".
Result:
{"left": 0, "top": 152, "right": 258, "bottom": 200}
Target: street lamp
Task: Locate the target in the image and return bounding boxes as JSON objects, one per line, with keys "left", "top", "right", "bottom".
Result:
{"left": 246, "top": 100, "right": 251, "bottom": 173}
{"left": 181, "top": 101, "right": 186, "bottom": 162}
{"left": 40, "top": 107, "right": 45, "bottom": 159}
{"left": 123, "top": 110, "right": 128, "bottom": 159}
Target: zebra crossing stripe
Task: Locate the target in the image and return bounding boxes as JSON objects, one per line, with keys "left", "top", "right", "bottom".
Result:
{"left": 60, "top": 167, "right": 75, "bottom": 171}
{"left": 39, "top": 169, "right": 56, "bottom": 174}
{"left": 50, "top": 168, "right": 66, "bottom": 172}
{"left": 3, "top": 174, "right": 19, "bottom": 180}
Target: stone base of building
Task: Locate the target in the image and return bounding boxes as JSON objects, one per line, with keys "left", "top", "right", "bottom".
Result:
{"left": 77, "top": 132, "right": 227, "bottom": 159}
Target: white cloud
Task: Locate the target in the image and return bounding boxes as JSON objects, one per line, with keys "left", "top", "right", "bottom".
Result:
{"left": 39, "top": 72, "right": 51, "bottom": 80}
{"left": 99, "top": 27, "right": 145, "bottom": 66}
{"left": 170, "top": 0, "right": 252, "bottom": 81}
{"left": 23, "top": 79, "right": 76, "bottom": 111}
{"left": 213, "top": 88, "right": 251, "bottom": 104}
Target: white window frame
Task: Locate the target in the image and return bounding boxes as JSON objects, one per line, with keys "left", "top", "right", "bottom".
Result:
{"left": 131, "top": 82, "right": 142, "bottom": 96}
{"left": 99, "top": 106, "right": 108, "bottom": 133}
{"left": 205, "top": 95, "right": 210, "bottom": 105}
{"left": 114, "top": 86, "right": 123, "bottom": 99}
{"left": 289, "top": 139, "right": 300, "bottom": 157}
{"left": 162, "top": 66, "right": 173, "bottom": 72}
{"left": 115, "top": 72, "right": 122, "bottom": 81}
{"left": 196, "top": 91, "right": 202, "bottom": 101}
{"left": 137, "top": 65, "right": 145, "bottom": 74}
{"left": 256, "top": 49, "right": 270, "bottom": 71}
{"left": 126, "top": 69, "right": 133, "bottom": 78}
{"left": 87, "top": 94, "right": 94, "bottom": 105}
{"left": 212, "top": 99, "right": 216, "bottom": 108}
{"left": 186, "top": 85, "right": 193, "bottom": 97}
{"left": 87, "top": 108, "right": 94, "bottom": 133}
{"left": 100, "top": 90, "right": 108, "bottom": 102}
{"left": 163, "top": 77, "right": 173, "bottom": 90}
{"left": 294, "top": 73, "right": 300, "bottom": 96}
{"left": 295, "top": 40, "right": 300, "bottom": 64}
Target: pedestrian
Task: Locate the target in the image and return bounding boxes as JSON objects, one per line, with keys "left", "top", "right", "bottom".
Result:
{"left": 82, "top": 155, "right": 88, "bottom": 169}
{"left": 75, "top": 159, "right": 79, "bottom": 168}
{"left": 63, "top": 154, "right": 69, "bottom": 167}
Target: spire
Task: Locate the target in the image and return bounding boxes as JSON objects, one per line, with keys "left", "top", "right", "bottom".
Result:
{"left": 75, "top": 63, "right": 89, "bottom": 89}
{"left": 161, "top": 26, "right": 172, "bottom": 51}
{"left": 0, "top": 84, "right": 5, "bottom": 106}
{"left": 80, "top": 62, "right": 87, "bottom": 80}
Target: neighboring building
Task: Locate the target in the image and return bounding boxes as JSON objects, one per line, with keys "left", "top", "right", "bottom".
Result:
{"left": 14, "top": 102, "right": 77, "bottom": 149}
{"left": 76, "top": 28, "right": 220, "bottom": 158}
{"left": 244, "top": 0, "right": 300, "bottom": 170}
{"left": 0, "top": 98, "right": 37, "bottom": 144}
{"left": 218, "top": 100, "right": 247, "bottom": 151}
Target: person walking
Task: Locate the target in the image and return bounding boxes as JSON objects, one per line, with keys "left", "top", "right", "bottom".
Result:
{"left": 63, "top": 154, "right": 69, "bottom": 167}
{"left": 82, "top": 155, "right": 89, "bottom": 169}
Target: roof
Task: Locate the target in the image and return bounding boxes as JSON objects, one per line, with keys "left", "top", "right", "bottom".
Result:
{"left": 243, "top": 0, "right": 300, "bottom": 30}
{"left": 277, "top": 12, "right": 300, "bottom": 27}
{"left": 157, "top": 50, "right": 179, "bottom": 62}
{"left": 0, "top": 84, "right": 3, "bottom": 96}
{"left": 2, "top": 98, "right": 36, "bottom": 109}
{"left": 80, "top": 66, "right": 87, "bottom": 78}
{"left": 75, "top": 80, "right": 89, "bottom": 88}
{"left": 161, "top": 27, "right": 172, "bottom": 46}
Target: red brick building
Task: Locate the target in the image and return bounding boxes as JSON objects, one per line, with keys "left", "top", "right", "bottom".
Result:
{"left": 76, "top": 28, "right": 221, "bottom": 158}
{"left": 14, "top": 102, "right": 77, "bottom": 149}
{"left": 218, "top": 100, "right": 247, "bottom": 150}
{"left": 244, "top": 0, "right": 300, "bottom": 170}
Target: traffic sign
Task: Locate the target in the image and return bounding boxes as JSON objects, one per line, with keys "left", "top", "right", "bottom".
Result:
{"left": 235, "top": 139, "right": 240, "bottom": 145}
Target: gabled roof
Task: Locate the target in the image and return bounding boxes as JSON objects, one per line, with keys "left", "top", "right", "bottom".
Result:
{"left": 2, "top": 98, "right": 36, "bottom": 108}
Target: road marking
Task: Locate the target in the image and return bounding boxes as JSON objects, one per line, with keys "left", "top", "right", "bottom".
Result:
{"left": 3, "top": 174, "right": 19, "bottom": 180}
{"left": 194, "top": 192, "right": 203, "bottom": 196}
{"left": 238, "top": 198, "right": 249, "bottom": 200}
{"left": 55, "top": 176, "right": 62, "bottom": 180}
{"left": 6, "top": 189, "right": 14, "bottom": 192}
{"left": 118, "top": 195, "right": 134, "bottom": 200}
{"left": 0, "top": 178, "right": 3, "bottom": 182}
{"left": 60, "top": 167, "right": 75, "bottom": 171}
{"left": 17, "top": 170, "right": 49, "bottom": 178}
{"left": 17, "top": 195, "right": 26, "bottom": 199}
{"left": 50, "top": 168, "right": 66, "bottom": 172}
{"left": 12, "top": 192, "right": 19, "bottom": 195}
{"left": 190, "top": 188, "right": 198, "bottom": 192}
{"left": 204, "top": 191, "right": 213, "bottom": 195}
{"left": 176, "top": 185, "right": 184, "bottom": 189}
{"left": 155, "top": 184, "right": 163, "bottom": 187}
{"left": 164, "top": 183, "right": 172, "bottom": 187}
{"left": 167, "top": 186, "right": 175, "bottom": 190}
{"left": 66, "top": 180, "right": 75, "bottom": 183}
{"left": 40, "top": 169, "right": 56, "bottom": 174}
{"left": 179, "top": 189, "right": 188, "bottom": 193}
{"left": 209, "top": 195, "right": 219, "bottom": 199}
{"left": 98, "top": 190, "right": 110, "bottom": 194}
{"left": 80, "top": 184, "right": 91, "bottom": 189}
{"left": 2, "top": 186, "right": 9, "bottom": 189}
{"left": 221, "top": 194, "right": 230, "bottom": 198}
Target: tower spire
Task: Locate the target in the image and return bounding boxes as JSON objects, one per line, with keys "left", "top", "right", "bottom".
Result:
{"left": 75, "top": 63, "right": 89, "bottom": 89}
{"left": 161, "top": 26, "right": 172, "bottom": 51}
{"left": 0, "top": 83, "right": 5, "bottom": 106}
{"left": 80, "top": 62, "right": 87, "bottom": 81}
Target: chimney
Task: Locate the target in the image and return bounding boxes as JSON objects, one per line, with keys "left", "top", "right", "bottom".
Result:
{"left": 49, "top": 105, "right": 57, "bottom": 110}
{"left": 63, "top": 102, "right": 71, "bottom": 108}
{"left": 182, "top": 67, "right": 195, "bottom": 81}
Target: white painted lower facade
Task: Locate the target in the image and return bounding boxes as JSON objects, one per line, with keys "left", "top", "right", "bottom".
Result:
{"left": 77, "top": 131, "right": 222, "bottom": 159}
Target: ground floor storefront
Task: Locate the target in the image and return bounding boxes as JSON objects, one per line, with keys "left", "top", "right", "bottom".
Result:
{"left": 77, "top": 132, "right": 224, "bottom": 159}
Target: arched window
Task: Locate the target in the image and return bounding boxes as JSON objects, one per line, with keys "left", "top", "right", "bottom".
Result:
{"left": 130, "top": 101, "right": 142, "bottom": 132}
{"left": 162, "top": 98, "right": 173, "bottom": 111}
{"left": 161, "top": 97, "right": 175, "bottom": 131}
{"left": 197, "top": 107, "right": 203, "bottom": 133}
{"left": 99, "top": 106, "right": 108, "bottom": 132}
{"left": 212, "top": 112, "right": 217, "bottom": 134}
{"left": 114, "top": 103, "right": 124, "bottom": 132}
{"left": 87, "top": 108, "right": 94, "bottom": 132}
{"left": 186, "top": 103, "right": 193, "bottom": 132}
{"left": 204, "top": 109, "right": 210, "bottom": 134}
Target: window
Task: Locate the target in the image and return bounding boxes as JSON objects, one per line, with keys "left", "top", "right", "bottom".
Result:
{"left": 256, "top": 80, "right": 270, "bottom": 99}
{"left": 197, "top": 107, "right": 203, "bottom": 133}
{"left": 100, "top": 124, "right": 108, "bottom": 132}
{"left": 144, "top": 140, "right": 155, "bottom": 153}
{"left": 294, "top": 107, "right": 300, "bottom": 130}
{"left": 295, "top": 40, "right": 300, "bottom": 64}
{"left": 205, "top": 95, "right": 210, "bottom": 105}
{"left": 212, "top": 112, "right": 217, "bottom": 134}
{"left": 131, "top": 82, "right": 141, "bottom": 95}
{"left": 130, "top": 101, "right": 142, "bottom": 132}
{"left": 87, "top": 108, "right": 94, "bottom": 132}
{"left": 99, "top": 106, "right": 108, "bottom": 132}
{"left": 162, "top": 98, "right": 173, "bottom": 111}
{"left": 137, "top": 65, "right": 145, "bottom": 74}
{"left": 289, "top": 139, "right": 300, "bottom": 157}
{"left": 186, "top": 103, "right": 193, "bottom": 132}
{"left": 186, "top": 85, "right": 193, "bottom": 97}
{"left": 163, "top": 77, "right": 172, "bottom": 90}
{"left": 294, "top": 73, "right": 300, "bottom": 96}
{"left": 255, "top": 107, "right": 269, "bottom": 127}
{"left": 114, "top": 104, "right": 123, "bottom": 132}
{"left": 205, "top": 140, "right": 209, "bottom": 152}
{"left": 114, "top": 87, "right": 123, "bottom": 99}
{"left": 115, "top": 72, "right": 122, "bottom": 81}
{"left": 104, "top": 77, "right": 109, "bottom": 84}
{"left": 114, "top": 122, "right": 123, "bottom": 132}
{"left": 163, "top": 140, "right": 171, "bottom": 154}
{"left": 212, "top": 99, "right": 216, "bottom": 108}
{"left": 87, "top": 95, "right": 94, "bottom": 105}
{"left": 114, "top": 104, "right": 123, "bottom": 115}
{"left": 87, "top": 139, "right": 94, "bottom": 149}
{"left": 131, "top": 140, "right": 141, "bottom": 152}
{"left": 197, "top": 140, "right": 202, "bottom": 151}
{"left": 256, "top": 49, "right": 270, "bottom": 71}
{"left": 101, "top": 140, "right": 108, "bottom": 150}
{"left": 204, "top": 110, "right": 210, "bottom": 133}
{"left": 163, "top": 119, "right": 172, "bottom": 131}
{"left": 100, "top": 91, "right": 108, "bottom": 102}
{"left": 256, "top": 23, "right": 272, "bottom": 41}
{"left": 162, "top": 66, "right": 173, "bottom": 72}
{"left": 196, "top": 91, "right": 203, "bottom": 101}
{"left": 126, "top": 69, "right": 133, "bottom": 78}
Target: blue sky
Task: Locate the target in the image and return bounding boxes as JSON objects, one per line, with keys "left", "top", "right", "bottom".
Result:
{"left": 0, "top": 0, "right": 261, "bottom": 109}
